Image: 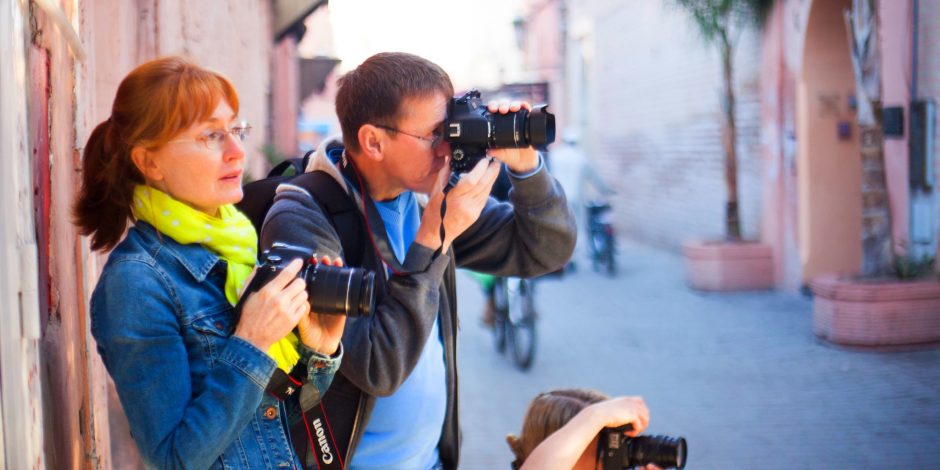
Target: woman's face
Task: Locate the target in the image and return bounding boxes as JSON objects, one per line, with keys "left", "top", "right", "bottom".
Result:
{"left": 137, "top": 101, "right": 245, "bottom": 216}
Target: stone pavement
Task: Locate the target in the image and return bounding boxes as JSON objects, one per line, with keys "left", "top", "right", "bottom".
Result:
{"left": 456, "top": 239, "right": 940, "bottom": 469}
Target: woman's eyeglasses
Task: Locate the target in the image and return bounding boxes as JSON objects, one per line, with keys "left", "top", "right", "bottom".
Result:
{"left": 168, "top": 122, "right": 252, "bottom": 151}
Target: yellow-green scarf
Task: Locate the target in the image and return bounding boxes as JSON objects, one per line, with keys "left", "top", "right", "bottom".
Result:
{"left": 132, "top": 185, "right": 300, "bottom": 372}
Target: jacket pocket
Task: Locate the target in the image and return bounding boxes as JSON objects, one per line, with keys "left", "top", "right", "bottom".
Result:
{"left": 190, "top": 304, "right": 235, "bottom": 362}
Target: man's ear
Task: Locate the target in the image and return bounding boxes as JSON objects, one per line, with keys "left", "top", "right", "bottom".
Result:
{"left": 357, "top": 125, "right": 385, "bottom": 162}
{"left": 130, "top": 146, "right": 164, "bottom": 182}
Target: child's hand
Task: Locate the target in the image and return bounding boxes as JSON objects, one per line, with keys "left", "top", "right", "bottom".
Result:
{"left": 588, "top": 396, "right": 650, "bottom": 436}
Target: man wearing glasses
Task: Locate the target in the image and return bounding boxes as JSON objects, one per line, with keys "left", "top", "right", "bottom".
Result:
{"left": 260, "top": 52, "right": 576, "bottom": 470}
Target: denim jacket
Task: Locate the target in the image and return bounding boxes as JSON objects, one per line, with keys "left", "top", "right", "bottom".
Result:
{"left": 90, "top": 222, "right": 340, "bottom": 469}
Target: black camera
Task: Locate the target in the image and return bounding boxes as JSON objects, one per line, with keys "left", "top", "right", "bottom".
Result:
{"left": 236, "top": 242, "right": 376, "bottom": 319}
{"left": 443, "top": 89, "right": 556, "bottom": 174}
{"left": 599, "top": 425, "right": 687, "bottom": 470}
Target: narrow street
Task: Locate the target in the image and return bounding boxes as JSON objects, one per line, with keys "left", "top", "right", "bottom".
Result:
{"left": 457, "top": 239, "right": 940, "bottom": 469}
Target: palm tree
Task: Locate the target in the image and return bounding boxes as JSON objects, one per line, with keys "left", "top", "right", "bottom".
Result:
{"left": 672, "top": 0, "right": 773, "bottom": 241}
{"left": 845, "top": 0, "right": 894, "bottom": 277}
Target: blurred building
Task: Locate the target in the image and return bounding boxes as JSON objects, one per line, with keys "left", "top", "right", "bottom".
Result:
{"left": 519, "top": 0, "right": 940, "bottom": 292}
{"left": 297, "top": 5, "right": 342, "bottom": 152}
{"left": 0, "top": 0, "right": 326, "bottom": 467}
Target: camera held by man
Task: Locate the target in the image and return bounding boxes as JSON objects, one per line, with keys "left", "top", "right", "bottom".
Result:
{"left": 444, "top": 89, "right": 556, "bottom": 175}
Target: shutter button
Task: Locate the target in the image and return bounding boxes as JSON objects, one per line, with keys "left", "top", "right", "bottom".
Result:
{"left": 264, "top": 406, "right": 278, "bottom": 420}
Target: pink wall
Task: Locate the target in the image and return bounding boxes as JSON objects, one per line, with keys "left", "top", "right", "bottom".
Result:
{"left": 796, "top": 0, "right": 862, "bottom": 282}
{"left": 760, "top": 0, "right": 803, "bottom": 291}
{"left": 880, "top": 0, "right": 914, "bottom": 256}
{"left": 761, "top": 0, "right": 919, "bottom": 290}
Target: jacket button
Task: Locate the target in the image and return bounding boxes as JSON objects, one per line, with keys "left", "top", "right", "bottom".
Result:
{"left": 214, "top": 321, "right": 224, "bottom": 329}
{"left": 264, "top": 406, "right": 278, "bottom": 420}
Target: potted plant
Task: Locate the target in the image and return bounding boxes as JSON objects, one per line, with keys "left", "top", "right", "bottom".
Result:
{"left": 673, "top": 0, "right": 776, "bottom": 291}
{"left": 810, "top": 0, "right": 940, "bottom": 348}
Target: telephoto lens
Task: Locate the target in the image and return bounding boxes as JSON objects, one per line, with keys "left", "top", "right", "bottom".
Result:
{"left": 304, "top": 263, "right": 375, "bottom": 317}
{"left": 235, "top": 243, "right": 376, "bottom": 322}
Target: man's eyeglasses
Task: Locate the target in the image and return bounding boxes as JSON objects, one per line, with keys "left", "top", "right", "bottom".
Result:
{"left": 167, "top": 122, "right": 252, "bottom": 151}
{"left": 374, "top": 124, "right": 443, "bottom": 148}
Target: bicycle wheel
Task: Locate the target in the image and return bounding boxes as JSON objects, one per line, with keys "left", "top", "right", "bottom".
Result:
{"left": 591, "top": 231, "right": 606, "bottom": 272}
{"left": 505, "top": 278, "right": 537, "bottom": 370}
{"left": 603, "top": 234, "right": 617, "bottom": 276}
{"left": 491, "top": 277, "right": 508, "bottom": 353}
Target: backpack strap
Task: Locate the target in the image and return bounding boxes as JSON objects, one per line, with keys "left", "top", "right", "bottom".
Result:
{"left": 236, "top": 151, "right": 315, "bottom": 234}
{"left": 287, "top": 170, "right": 365, "bottom": 268}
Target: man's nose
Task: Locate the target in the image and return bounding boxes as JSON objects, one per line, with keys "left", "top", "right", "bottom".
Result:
{"left": 434, "top": 139, "right": 451, "bottom": 157}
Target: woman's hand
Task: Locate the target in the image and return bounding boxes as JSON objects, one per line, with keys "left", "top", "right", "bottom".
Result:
{"left": 296, "top": 255, "right": 347, "bottom": 355}
{"left": 486, "top": 99, "right": 540, "bottom": 174}
{"left": 234, "top": 258, "right": 309, "bottom": 352}
{"left": 414, "top": 156, "right": 500, "bottom": 254}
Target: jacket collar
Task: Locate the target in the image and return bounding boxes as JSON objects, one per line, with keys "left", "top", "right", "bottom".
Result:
{"left": 134, "top": 221, "right": 223, "bottom": 282}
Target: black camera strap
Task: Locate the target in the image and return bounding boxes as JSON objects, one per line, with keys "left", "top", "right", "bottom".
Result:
{"left": 433, "top": 178, "right": 459, "bottom": 259}
{"left": 265, "top": 363, "right": 305, "bottom": 402}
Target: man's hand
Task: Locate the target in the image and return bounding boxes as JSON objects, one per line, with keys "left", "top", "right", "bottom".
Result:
{"left": 414, "top": 157, "right": 500, "bottom": 254}
{"left": 296, "top": 255, "right": 346, "bottom": 355}
{"left": 486, "top": 99, "right": 540, "bottom": 174}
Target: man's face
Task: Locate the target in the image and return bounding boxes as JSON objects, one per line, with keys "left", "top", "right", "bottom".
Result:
{"left": 379, "top": 93, "right": 450, "bottom": 195}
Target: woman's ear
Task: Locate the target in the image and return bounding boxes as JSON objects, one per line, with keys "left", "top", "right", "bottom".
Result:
{"left": 130, "top": 145, "right": 164, "bottom": 182}
{"left": 358, "top": 125, "right": 385, "bottom": 162}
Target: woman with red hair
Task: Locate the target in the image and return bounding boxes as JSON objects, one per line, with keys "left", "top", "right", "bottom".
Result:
{"left": 74, "top": 56, "right": 343, "bottom": 469}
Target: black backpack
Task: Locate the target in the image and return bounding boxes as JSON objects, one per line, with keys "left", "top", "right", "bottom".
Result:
{"left": 236, "top": 150, "right": 365, "bottom": 267}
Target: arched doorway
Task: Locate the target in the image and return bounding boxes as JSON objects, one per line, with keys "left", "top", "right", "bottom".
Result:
{"left": 797, "top": 0, "right": 862, "bottom": 282}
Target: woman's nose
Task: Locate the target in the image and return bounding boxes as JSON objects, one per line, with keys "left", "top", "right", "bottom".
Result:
{"left": 222, "top": 133, "right": 245, "bottom": 161}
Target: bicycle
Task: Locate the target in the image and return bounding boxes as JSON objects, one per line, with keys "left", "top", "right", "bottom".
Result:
{"left": 586, "top": 199, "right": 617, "bottom": 276}
{"left": 491, "top": 276, "right": 538, "bottom": 370}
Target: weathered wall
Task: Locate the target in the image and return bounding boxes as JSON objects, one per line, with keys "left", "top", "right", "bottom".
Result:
{"left": 583, "top": 0, "right": 764, "bottom": 249}
{"left": 19, "top": 0, "right": 279, "bottom": 467}
{"left": 0, "top": 0, "right": 45, "bottom": 467}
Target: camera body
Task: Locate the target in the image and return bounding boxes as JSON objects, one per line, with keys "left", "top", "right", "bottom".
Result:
{"left": 236, "top": 242, "right": 376, "bottom": 320}
{"left": 599, "top": 425, "right": 687, "bottom": 470}
{"left": 443, "top": 89, "right": 556, "bottom": 174}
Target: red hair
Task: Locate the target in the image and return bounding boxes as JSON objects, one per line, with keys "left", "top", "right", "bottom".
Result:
{"left": 73, "top": 56, "right": 239, "bottom": 251}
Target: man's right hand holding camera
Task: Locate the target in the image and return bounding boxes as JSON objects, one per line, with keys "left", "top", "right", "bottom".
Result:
{"left": 414, "top": 156, "right": 502, "bottom": 254}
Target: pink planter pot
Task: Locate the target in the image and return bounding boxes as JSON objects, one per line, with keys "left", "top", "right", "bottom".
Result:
{"left": 682, "top": 241, "right": 774, "bottom": 291}
{"left": 810, "top": 274, "right": 940, "bottom": 347}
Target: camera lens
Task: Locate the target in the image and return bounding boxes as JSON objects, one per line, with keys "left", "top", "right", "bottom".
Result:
{"left": 305, "top": 264, "right": 376, "bottom": 317}
{"left": 627, "top": 435, "right": 687, "bottom": 469}
{"left": 487, "top": 105, "right": 555, "bottom": 150}
{"left": 525, "top": 105, "right": 555, "bottom": 146}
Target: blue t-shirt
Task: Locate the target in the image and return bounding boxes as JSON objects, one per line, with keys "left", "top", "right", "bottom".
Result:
{"left": 350, "top": 192, "right": 447, "bottom": 470}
